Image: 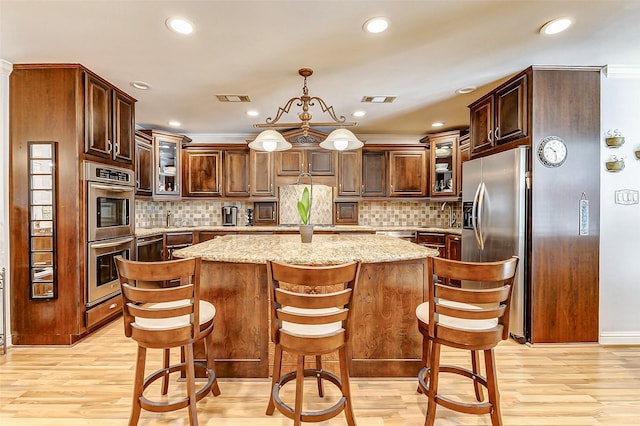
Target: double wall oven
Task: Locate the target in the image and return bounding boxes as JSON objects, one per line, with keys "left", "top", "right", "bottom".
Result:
{"left": 85, "top": 161, "right": 135, "bottom": 307}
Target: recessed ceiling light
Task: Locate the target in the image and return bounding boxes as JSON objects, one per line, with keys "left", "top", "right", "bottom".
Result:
{"left": 455, "top": 86, "right": 476, "bottom": 95}
{"left": 166, "top": 17, "right": 194, "bottom": 35}
{"left": 432, "top": 122, "right": 445, "bottom": 128}
{"left": 353, "top": 110, "right": 366, "bottom": 117}
{"left": 539, "top": 17, "right": 572, "bottom": 35}
{"left": 168, "top": 120, "right": 182, "bottom": 127}
{"left": 363, "top": 17, "right": 390, "bottom": 34}
{"left": 246, "top": 110, "right": 259, "bottom": 117}
{"left": 130, "top": 81, "right": 152, "bottom": 90}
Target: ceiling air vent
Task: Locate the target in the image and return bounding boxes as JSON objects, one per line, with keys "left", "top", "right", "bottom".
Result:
{"left": 361, "top": 96, "right": 396, "bottom": 103}
{"left": 216, "top": 95, "right": 251, "bottom": 102}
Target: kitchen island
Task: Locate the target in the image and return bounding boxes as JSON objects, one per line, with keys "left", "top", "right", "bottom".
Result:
{"left": 173, "top": 234, "right": 438, "bottom": 378}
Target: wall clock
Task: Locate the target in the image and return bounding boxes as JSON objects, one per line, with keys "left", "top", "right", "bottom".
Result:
{"left": 537, "top": 136, "right": 567, "bottom": 167}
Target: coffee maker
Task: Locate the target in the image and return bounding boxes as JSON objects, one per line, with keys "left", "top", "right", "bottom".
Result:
{"left": 222, "top": 206, "right": 238, "bottom": 226}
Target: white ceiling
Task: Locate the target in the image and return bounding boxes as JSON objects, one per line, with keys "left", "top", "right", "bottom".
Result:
{"left": 2, "top": 0, "right": 640, "bottom": 138}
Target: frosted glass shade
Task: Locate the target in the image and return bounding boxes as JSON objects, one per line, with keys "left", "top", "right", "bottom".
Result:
{"left": 248, "top": 129, "right": 292, "bottom": 152}
{"left": 319, "top": 128, "right": 364, "bottom": 151}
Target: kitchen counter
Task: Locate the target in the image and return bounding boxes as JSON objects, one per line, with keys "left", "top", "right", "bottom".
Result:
{"left": 172, "top": 233, "right": 438, "bottom": 265}
{"left": 170, "top": 233, "right": 437, "bottom": 379}
{"left": 135, "top": 224, "right": 462, "bottom": 237}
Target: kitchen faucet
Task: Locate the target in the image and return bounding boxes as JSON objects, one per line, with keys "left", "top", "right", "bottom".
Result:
{"left": 441, "top": 202, "right": 457, "bottom": 228}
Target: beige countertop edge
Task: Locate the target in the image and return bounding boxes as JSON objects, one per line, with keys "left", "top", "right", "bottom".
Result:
{"left": 135, "top": 225, "right": 462, "bottom": 237}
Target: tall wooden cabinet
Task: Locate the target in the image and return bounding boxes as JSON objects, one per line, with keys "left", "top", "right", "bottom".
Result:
{"left": 468, "top": 66, "right": 601, "bottom": 344}
{"left": 9, "top": 64, "right": 136, "bottom": 345}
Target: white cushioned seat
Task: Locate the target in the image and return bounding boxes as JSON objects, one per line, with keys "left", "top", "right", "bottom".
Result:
{"left": 134, "top": 300, "right": 216, "bottom": 331}
{"left": 416, "top": 300, "right": 498, "bottom": 331}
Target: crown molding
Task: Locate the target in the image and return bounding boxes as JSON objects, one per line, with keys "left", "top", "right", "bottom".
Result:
{"left": 603, "top": 65, "right": 640, "bottom": 78}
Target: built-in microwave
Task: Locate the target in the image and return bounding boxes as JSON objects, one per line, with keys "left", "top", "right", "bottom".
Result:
{"left": 85, "top": 162, "right": 135, "bottom": 242}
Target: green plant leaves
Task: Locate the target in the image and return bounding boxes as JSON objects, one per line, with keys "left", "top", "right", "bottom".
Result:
{"left": 297, "top": 186, "right": 310, "bottom": 224}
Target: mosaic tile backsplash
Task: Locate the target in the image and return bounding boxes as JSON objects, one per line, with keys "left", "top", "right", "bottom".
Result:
{"left": 136, "top": 199, "right": 461, "bottom": 228}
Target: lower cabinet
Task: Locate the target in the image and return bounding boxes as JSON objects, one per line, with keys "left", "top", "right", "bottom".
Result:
{"left": 165, "top": 232, "right": 193, "bottom": 259}
{"left": 253, "top": 202, "right": 277, "bottom": 226}
{"left": 335, "top": 202, "right": 358, "bottom": 225}
{"left": 445, "top": 234, "right": 461, "bottom": 286}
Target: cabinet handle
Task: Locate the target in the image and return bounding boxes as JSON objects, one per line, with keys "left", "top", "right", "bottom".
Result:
{"left": 361, "top": 184, "right": 364, "bottom": 192}
{"left": 487, "top": 130, "right": 492, "bottom": 143}
{"left": 308, "top": 163, "right": 311, "bottom": 171}
{"left": 109, "top": 303, "right": 118, "bottom": 310}
{"left": 495, "top": 128, "right": 499, "bottom": 140}
{"left": 339, "top": 183, "right": 342, "bottom": 191}
{"left": 114, "top": 141, "right": 121, "bottom": 157}
{"left": 107, "top": 139, "right": 113, "bottom": 153}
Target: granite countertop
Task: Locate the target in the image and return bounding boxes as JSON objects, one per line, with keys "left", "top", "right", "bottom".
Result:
{"left": 172, "top": 234, "right": 439, "bottom": 265}
{"left": 135, "top": 225, "right": 462, "bottom": 237}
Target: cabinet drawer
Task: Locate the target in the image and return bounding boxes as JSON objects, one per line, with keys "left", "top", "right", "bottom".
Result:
{"left": 86, "top": 295, "right": 122, "bottom": 329}
{"left": 165, "top": 232, "right": 193, "bottom": 246}
{"left": 416, "top": 232, "right": 446, "bottom": 257}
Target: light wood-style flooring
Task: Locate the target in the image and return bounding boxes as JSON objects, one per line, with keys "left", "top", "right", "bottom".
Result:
{"left": 1, "top": 319, "right": 639, "bottom": 425}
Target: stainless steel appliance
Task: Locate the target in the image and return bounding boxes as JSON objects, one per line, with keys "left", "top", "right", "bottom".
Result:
{"left": 461, "top": 146, "right": 529, "bottom": 342}
{"left": 87, "top": 236, "right": 134, "bottom": 306}
{"left": 222, "top": 206, "right": 238, "bottom": 226}
{"left": 136, "top": 234, "right": 164, "bottom": 262}
{"left": 85, "top": 162, "right": 135, "bottom": 241}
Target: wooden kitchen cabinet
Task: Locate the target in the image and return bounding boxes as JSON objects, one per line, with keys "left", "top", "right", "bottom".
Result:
{"left": 223, "top": 148, "right": 250, "bottom": 197}
{"left": 334, "top": 202, "right": 358, "bottom": 224}
{"left": 416, "top": 232, "right": 446, "bottom": 258}
{"left": 84, "top": 72, "right": 135, "bottom": 165}
{"left": 457, "top": 133, "right": 470, "bottom": 196}
{"left": 141, "top": 129, "right": 190, "bottom": 198}
{"left": 165, "top": 232, "right": 194, "bottom": 259}
{"left": 276, "top": 148, "right": 335, "bottom": 176}
{"left": 388, "top": 150, "right": 427, "bottom": 196}
{"left": 182, "top": 146, "right": 222, "bottom": 197}
{"left": 445, "top": 234, "right": 462, "bottom": 286}
{"left": 469, "top": 73, "right": 528, "bottom": 156}
{"left": 134, "top": 131, "right": 153, "bottom": 196}
{"left": 361, "top": 151, "right": 387, "bottom": 197}
{"left": 421, "top": 130, "right": 462, "bottom": 197}
{"left": 337, "top": 150, "right": 362, "bottom": 196}
{"left": 250, "top": 150, "right": 275, "bottom": 197}
{"left": 254, "top": 202, "right": 277, "bottom": 225}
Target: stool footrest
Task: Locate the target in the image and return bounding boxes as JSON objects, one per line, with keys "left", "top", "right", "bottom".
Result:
{"left": 139, "top": 361, "right": 216, "bottom": 413}
{"left": 418, "top": 365, "right": 492, "bottom": 415}
{"left": 273, "top": 368, "right": 347, "bottom": 422}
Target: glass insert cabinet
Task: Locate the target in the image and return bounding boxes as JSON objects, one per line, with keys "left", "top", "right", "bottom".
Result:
{"left": 28, "top": 141, "right": 57, "bottom": 299}
{"left": 423, "top": 130, "right": 460, "bottom": 197}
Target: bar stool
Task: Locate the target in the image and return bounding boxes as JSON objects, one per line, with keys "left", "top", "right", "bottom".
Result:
{"left": 115, "top": 256, "right": 220, "bottom": 426}
{"left": 265, "top": 260, "right": 361, "bottom": 426}
{"left": 416, "top": 256, "right": 519, "bottom": 426}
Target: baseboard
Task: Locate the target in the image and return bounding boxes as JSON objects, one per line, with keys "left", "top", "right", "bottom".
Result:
{"left": 599, "top": 331, "right": 640, "bottom": 345}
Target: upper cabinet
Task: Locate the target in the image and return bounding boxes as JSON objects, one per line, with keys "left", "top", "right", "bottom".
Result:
{"left": 469, "top": 73, "right": 528, "bottom": 156}
{"left": 134, "top": 131, "right": 153, "bottom": 196}
{"left": 223, "top": 148, "right": 250, "bottom": 197}
{"left": 140, "top": 130, "right": 190, "bottom": 198}
{"left": 388, "top": 150, "right": 427, "bottom": 196}
{"left": 275, "top": 129, "right": 337, "bottom": 178}
{"left": 84, "top": 72, "right": 136, "bottom": 165}
{"left": 337, "top": 150, "right": 362, "bottom": 197}
{"left": 182, "top": 146, "right": 222, "bottom": 197}
{"left": 250, "top": 150, "right": 275, "bottom": 198}
{"left": 361, "top": 151, "right": 387, "bottom": 197}
{"left": 421, "top": 130, "right": 463, "bottom": 197}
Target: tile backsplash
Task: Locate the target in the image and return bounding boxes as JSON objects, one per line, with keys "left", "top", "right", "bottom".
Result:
{"left": 135, "top": 199, "right": 461, "bottom": 229}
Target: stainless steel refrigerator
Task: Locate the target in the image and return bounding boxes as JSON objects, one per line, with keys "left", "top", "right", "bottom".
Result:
{"left": 461, "top": 146, "right": 529, "bottom": 342}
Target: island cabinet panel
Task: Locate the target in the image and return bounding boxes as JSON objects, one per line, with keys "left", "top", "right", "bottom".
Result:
{"left": 198, "top": 262, "right": 269, "bottom": 378}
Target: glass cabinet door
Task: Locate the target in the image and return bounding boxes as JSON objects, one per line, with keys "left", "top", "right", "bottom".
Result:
{"left": 431, "top": 138, "right": 457, "bottom": 196}
{"left": 155, "top": 136, "right": 180, "bottom": 196}
{"left": 28, "top": 142, "right": 57, "bottom": 299}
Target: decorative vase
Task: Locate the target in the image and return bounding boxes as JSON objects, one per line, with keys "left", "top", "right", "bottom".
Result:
{"left": 299, "top": 224, "right": 314, "bottom": 243}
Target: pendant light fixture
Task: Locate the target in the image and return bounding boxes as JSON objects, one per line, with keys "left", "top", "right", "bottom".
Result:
{"left": 251, "top": 68, "right": 363, "bottom": 151}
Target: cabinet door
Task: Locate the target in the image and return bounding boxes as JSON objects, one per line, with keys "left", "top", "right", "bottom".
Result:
{"left": 135, "top": 134, "right": 153, "bottom": 196}
{"left": 361, "top": 151, "right": 386, "bottom": 197}
{"left": 85, "top": 74, "right": 112, "bottom": 160}
{"left": 224, "top": 149, "right": 250, "bottom": 197}
{"left": 430, "top": 136, "right": 457, "bottom": 197}
{"left": 112, "top": 91, "right": 134, "bottom": 163}
{"left": 495, "top": 74, "right": 528, "bottom": 145}
{"left": 335, "top": 202, "right": 358, "bottom": 225}
{"left": 254, "top": 202, "right": 277, "bottom": 225}
{"left": 276, "top": 150, "right": 305, "bottom": 175}
{"left": 337, "top": 150, "right": 361, "bottom": 196}
{"left": 469, "top": 94, "right": 494, "bottom": 155}
{"left": 445, "top": 234, "right": 462, "bottom": 287}
{"left": 183, "top": 149, "right": 222, "bottom": 196}
{"left": 155, "top": 136, "right": 181, "bottom": 197}
{"left": 457, "top": 135, "right": 470, "bottom": 196}
{"left": 307, "top": 149, "right": 335, "bottom": 175}
{"left": 250, "top": 150, "right": 275, "bottom": 197}
{"left": 389, "top": 151, "right": 426, "bottom": 196}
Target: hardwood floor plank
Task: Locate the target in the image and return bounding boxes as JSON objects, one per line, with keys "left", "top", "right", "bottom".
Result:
{"left": 1, "top": 319, "right": 639, "bottom": 425}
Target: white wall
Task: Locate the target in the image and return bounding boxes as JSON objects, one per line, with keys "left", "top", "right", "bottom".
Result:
{"left": 0, "top": 59, "right": 12, "bottom": 350}
{"left": 599, "top": 65, "right": 640, "bottom": 344}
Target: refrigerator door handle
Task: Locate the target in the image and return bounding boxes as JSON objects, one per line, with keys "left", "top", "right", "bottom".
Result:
{"left": 471, "top": 182, "right": 483, "bottom": 249}
{"left": 476, "top": 182, "right": 486, "bottom": 250}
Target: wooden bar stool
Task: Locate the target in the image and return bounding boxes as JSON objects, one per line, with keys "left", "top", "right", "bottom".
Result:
{"left": 265, "top": 260, "right": 361, "bottom": 426}
{"left": 115, "top": 256, "right": 220, "bottom": 426}
{"left": 416, "top": 256, "right": 519, "bottom": 426}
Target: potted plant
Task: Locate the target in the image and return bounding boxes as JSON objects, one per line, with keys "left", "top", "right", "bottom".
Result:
{"left": 297, "top": 186, "right": 313, "bottom": 243}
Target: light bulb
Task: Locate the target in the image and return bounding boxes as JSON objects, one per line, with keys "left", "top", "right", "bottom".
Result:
{"left": 263, "top": 141, "right": 277, "bottom": 152}
{"left": 334, "top": 140, "right": 349, "bottom": 151}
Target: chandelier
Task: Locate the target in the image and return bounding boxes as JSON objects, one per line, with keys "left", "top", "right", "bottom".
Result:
{"left": 249, "top": 68, "right": 363, "bottom": 152}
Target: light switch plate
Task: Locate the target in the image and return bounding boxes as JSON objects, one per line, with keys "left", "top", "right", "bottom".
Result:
{"left": 614, "top": 189, "right": 639, "bottom": 205}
